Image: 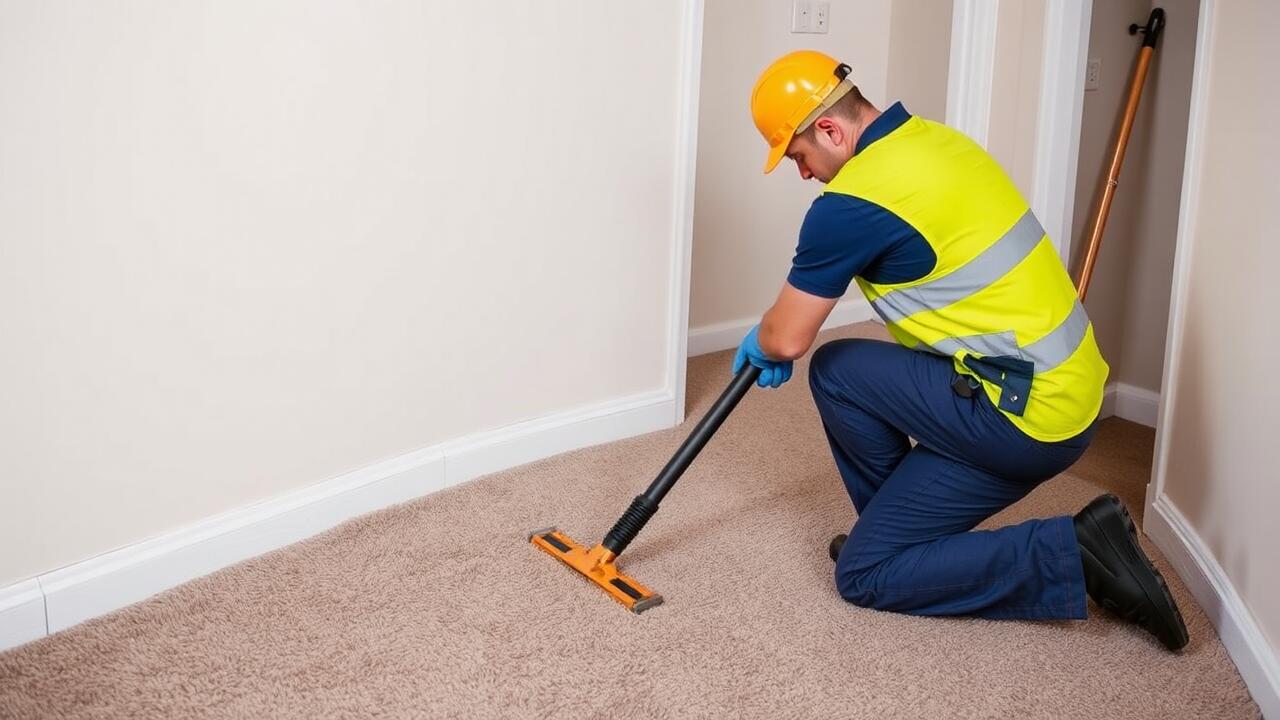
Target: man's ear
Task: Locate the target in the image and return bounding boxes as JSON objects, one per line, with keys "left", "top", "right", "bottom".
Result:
{"left": 813, "top": 116, "right": 846, "bottom": 149}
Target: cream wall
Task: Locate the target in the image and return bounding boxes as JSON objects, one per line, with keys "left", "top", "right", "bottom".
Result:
{"left": 886, "top": 0, "right": 953, "bottom": 123}
{"left": 0, "top": 1, "right": 690, "bottom": 586}
{"left": 689, "top": 0, "right": 897, "bottom": 331}
{"left": 1161, "top": 0, "right": 1280, "bottom": 661}
{"left": 1071, "top": 0, "right": 1198, "bottom": 394}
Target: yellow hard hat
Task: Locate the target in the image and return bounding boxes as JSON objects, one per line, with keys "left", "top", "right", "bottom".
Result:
{"left": 750, "top": 50, "right": 853, "bottom": 173}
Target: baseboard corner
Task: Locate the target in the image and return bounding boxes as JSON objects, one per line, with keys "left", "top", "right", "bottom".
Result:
{"left": 1101, "top": 382, "right": 1160, "bottom": 427}
{"left": 0, "top": 578, "right": 47, "bottom": 652}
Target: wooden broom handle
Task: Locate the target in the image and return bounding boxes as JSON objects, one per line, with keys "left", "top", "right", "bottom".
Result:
{"left": 1076, "top": 8, "right": 1166, "bottom": 300}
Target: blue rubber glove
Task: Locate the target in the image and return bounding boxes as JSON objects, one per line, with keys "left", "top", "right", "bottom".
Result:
{"left": 732, "top": 324, "right": 793, "bottom": 389}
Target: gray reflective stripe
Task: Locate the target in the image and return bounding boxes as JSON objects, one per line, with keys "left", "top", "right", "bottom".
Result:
{"left": 918, "top": 300, "right": 1090, "bottom": 375}
{"left": 871, "top": 209, "right": 1046, "bottom": 323}
{"left": 1019, "top": 299, "right": 1090, "bottom": 373}
{"left": 930, "top": 331, "right": 1019, "bottom": 360}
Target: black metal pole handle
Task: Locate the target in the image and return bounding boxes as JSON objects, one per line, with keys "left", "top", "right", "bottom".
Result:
{"left": 1129, "top": 7, "right": 1166, "bottom": 48}
{"left": 602, "top": 364, "right": 761, "bottom": 555}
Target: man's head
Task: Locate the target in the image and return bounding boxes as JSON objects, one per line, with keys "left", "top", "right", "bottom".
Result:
{"left": 785, "top": 84, "right": 873, "bottom": 182}
{"left": 750, "top": 50, "right": 876, "bottom": 183}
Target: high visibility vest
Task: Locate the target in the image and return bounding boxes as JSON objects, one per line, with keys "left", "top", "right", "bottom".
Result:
{"left": 827, "top": 115, "right": 1108, "bottom": 442}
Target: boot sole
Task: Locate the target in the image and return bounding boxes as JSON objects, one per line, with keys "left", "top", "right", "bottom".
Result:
{"left": 1082, "top": 495, "right": 1189, "bottom": 651}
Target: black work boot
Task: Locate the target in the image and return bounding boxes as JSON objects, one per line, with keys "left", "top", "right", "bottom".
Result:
{"left": 1073, "top": 494, "right": 1189, "bottom": 651}
{"left": 828, "top": 534, "right": 847, "bottom": 562}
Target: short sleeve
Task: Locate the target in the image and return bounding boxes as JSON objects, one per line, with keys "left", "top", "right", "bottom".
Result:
{"left": 787, "top": 193, "right": 934, "bottom": 298}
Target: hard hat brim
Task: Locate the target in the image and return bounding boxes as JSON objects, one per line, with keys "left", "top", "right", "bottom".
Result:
{"left": 764, "top": 78, "right": 857, "bottom": 174}
{"left": 763, "top": 139, "right": 789, "bottom": 174}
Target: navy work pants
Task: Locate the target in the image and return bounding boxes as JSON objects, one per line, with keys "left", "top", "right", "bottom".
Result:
{"left": 809, "top": 338, "right": 1094, "bottom": 620}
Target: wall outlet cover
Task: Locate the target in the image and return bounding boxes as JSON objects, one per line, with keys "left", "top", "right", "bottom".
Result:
{"left": 1086, "top": 58, "right": 1101, "bottom": 91}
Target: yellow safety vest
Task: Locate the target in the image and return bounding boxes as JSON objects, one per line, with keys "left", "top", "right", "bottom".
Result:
{"left": 826, "top": 115, "right": 1108, "bottom": 442}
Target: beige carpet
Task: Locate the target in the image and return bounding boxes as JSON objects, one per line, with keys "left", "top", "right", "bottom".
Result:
{"left": 0, "top": 323, "right": 1260, "bottom": 719}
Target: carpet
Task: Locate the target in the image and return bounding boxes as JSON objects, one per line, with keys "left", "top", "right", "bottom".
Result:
{"left": 0, "top": 322, "right": 1259, "bottom": 718}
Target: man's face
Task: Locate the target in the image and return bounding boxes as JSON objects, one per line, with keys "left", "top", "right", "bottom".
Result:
{"left": 784, "top": 117, "right": 853, "bottom": 184}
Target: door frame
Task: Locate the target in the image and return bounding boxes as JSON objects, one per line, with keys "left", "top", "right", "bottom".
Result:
{"left": 946, "top": 0, "right": 1093, "bottom": 263}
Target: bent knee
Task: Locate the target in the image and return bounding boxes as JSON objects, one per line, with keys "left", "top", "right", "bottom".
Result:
{"left": 836, "top": 570, "right": 878, "bottom": 608}
{"left": 834, "top": 556, "right": 882, "bottom": 609}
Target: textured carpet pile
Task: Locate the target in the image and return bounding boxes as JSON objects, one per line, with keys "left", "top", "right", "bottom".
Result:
{"left": 0, "top": 323, "right": 1260, "bottom": 718}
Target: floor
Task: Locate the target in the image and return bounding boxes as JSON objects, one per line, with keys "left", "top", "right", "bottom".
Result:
{"left": 0, "top": 323, "right": 1260, "bottom": 718}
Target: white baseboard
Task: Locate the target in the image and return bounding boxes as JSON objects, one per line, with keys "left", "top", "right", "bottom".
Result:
{"left": 1100, "top": 382, "right": 1160, "bottom": 427}
{"left": 1144, "top": 493, "right": 1279, "bottom": 717}
{"left": 441, "top": 391, "right": 673, "bottom": 485}
{"left": 687, "top": 298, "right": 878, "bottom": 357}
{"left": 38, "top": 448, "right": 447, "bottom": 636}
{"left": 0, "top": 579, "right": 46, "bottom": 651}
{"left": 1, "top": 389, "right": 675, "bottom": 651}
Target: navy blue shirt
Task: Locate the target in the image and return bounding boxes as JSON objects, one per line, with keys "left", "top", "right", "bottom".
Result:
{"left": 786, "top": 102, "right": 936, "bottom": 299}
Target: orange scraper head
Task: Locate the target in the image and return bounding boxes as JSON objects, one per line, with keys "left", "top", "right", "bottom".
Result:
{"left": 529, "top": 527, "right": 663, "bottom": 613}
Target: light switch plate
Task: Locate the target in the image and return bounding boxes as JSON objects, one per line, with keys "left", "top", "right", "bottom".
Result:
{"left": 792, "top": 0, "right": 812, "bottom": 33}
{"left": 1086, "top": 58, "right": 1101, "bottom": 91}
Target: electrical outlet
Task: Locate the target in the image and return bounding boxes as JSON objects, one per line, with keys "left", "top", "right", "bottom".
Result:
{"left": 813, "top": 2, "right": 830, "bottom": 33}
{"left": 792, "top": 0, "right": 812, "bottom": 33}
{"left": 1086, "top": 58, "right": 1101, "bottom": 91}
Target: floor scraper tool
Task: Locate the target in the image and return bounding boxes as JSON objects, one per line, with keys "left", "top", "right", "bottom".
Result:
{"left": 529, "top": 364, "right": 762, "bottom": 613}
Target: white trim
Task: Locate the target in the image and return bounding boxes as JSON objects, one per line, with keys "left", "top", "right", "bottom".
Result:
{"left": 668, "top": 0, "right": 706, "bottom": 425}
{"left": 945, "top": 0, "right": 1000, "bottom": 146}
{"left": 0, "top": 388, "right": 674, "bottom": 650}
{"left": 39, "top": 447, "right": 447, "bottom": 637}
{"left": 0, "top": 579, "right": 46, "bottom": 650}
{"left": 686, "top": 298, "right": 878, "bottom": 358}
{"left": 1150, "top": 0, "right": 1215, "bottom": 506}
{"left": 1145, "top": 496, "right": 1280, "bottom": 718}
{"left": 1098, "top": 382, "right": 1160, "bottom": 427}
{"left": 1031, "top": 0, "right": 1093, "bottom": 263}
{"left": 440, "top": 391, "right": 673, "bottom": 486}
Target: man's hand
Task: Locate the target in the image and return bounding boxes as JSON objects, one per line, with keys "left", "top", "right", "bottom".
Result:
{"left": 733, "top": 325, "right": 794, "bottom": 389}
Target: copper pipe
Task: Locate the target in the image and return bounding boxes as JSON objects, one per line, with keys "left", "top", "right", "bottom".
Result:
{"left": 1076, "top": 8, "right": 1166, "bottom": 301}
